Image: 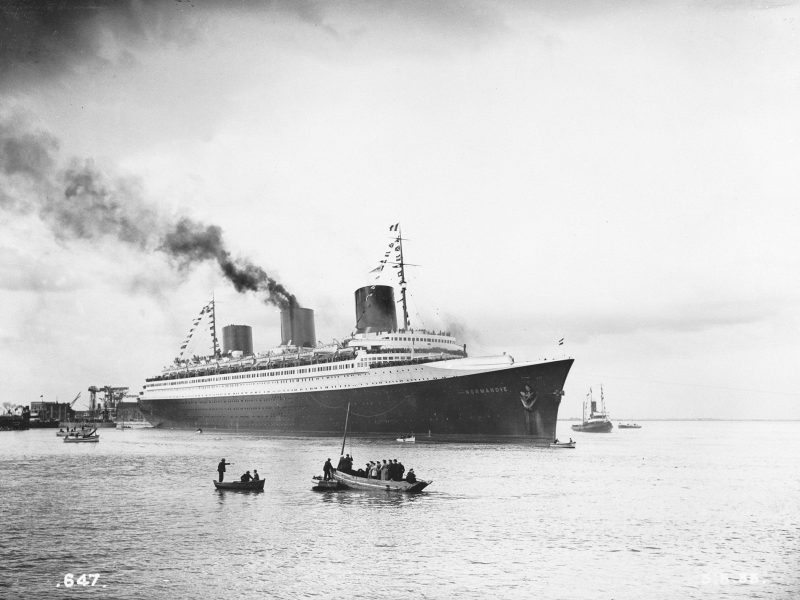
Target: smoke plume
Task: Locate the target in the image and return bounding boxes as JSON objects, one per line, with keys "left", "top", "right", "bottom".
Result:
{"left": 0, "top": 115, "right": 298, "bottom": 309}
{"left": 162, "top": 217, "right": 297, "bottom": 309}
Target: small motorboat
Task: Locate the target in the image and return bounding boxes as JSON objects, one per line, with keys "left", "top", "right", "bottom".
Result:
{"left": 618, "top": 422, "right": 642, "bottom": 429}
{"left": 311, "top": 476, "right": 343, "bottom": 491}
{"left": 550, "top": 440, "right": 576, "bottom": 449}
{"left": 396, "top": 435, "right": 415, "bottom": 443}
{"left": 213, "top": 479, "right": 265, "bottom": 492}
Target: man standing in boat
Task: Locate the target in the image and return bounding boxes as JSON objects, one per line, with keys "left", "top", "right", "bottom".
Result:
{"left": 217, "top": 458, "right": 231, "bottom": 482}
{"left": 323, "top": 458, "right": 334, "bottom": 480}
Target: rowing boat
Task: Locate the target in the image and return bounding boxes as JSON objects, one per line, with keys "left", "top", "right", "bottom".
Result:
{"left": 325, "top": 403, "right": 431, "bottom": 493}
{"left": 213, "top": 479, "right": 265, "bottom": 491}
{"left": 549, "top": 441, "right": 576, "bottom": 449}
{"left": 63, "top": 434, "right": 100, "bottom": 443}
{"left": 332, "top": 469, "right": 430, "bottom": 493}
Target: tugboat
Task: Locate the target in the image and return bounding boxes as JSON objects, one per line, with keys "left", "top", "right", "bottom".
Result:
{"left": 571, "top": 386, "right": 613, "bottom": 433}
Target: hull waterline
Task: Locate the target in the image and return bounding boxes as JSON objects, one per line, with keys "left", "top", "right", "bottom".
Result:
{"left": 139, "top": 359, "right": 573, "bottom": 444}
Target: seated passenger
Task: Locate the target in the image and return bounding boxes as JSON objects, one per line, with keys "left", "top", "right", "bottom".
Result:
{"left": 252, "top": 469, "right": 260, "bottom": 481}
{"left": 405, "top": 469, "right": 416, "bottom": 484}
{"left": 240, "top": 471, "right": 253, "bottom": 482}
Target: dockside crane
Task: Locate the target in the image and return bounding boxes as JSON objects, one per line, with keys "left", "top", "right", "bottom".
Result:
{"left": 88, "top": 386, "right": 130, "bottom": 420}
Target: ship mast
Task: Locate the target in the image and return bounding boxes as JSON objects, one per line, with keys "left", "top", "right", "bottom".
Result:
{"left": 396, "top": 225, "right": 409, "bottom": 332}
{"left": 177, "top": 297, "right": 218, "bottom": 362}
{"left": 210, "top": 294, "right": 220, "bottom": 358}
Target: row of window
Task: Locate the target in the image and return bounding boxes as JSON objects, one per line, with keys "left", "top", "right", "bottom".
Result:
{"left": 385, "top": 336, "right": 453, "bottom": 344}
{"left": 147, "top": 362, "right": 356, "bottom": 388}
{"left": 148, "top": 367, "right": 441, "bottom": 398}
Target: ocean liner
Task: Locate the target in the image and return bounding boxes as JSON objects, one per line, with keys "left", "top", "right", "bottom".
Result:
{"left": 138, "top": 226, "right": 574, "bottom": 443}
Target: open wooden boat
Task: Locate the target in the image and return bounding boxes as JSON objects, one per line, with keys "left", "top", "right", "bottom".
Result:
{"left": 57, "top": 426, "right": 95, "bottom": 437}
{"left": 332, "top": 469, "right": 431, "bottom": 493}
{"left": 549, "top": 441, "right": 576, "bottom": 449}
{"left": 213, "top": 479, "right": 265, "bottom": 491}
{"left": 63, "top": 433, "right": 100, "bottom": 443}
{"left": 396, "top": 435, "right": 415, "bottom": 443}
{"left": 325, "top": 403, "right": 432, "bottom": 494}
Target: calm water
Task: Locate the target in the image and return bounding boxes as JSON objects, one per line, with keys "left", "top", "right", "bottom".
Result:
{"left": 1, "top": 421, "right": 798, "bottom": 599}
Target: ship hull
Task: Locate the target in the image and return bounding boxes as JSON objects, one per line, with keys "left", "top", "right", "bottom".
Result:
{"left": 139, "top": 358, "right": 573, "bottom": 444}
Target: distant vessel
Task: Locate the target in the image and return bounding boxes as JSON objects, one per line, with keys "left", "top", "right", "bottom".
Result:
{"left": 63, "top": 429, "right": 100, "bottom": 443}
{"left": 139, "top": 225, "right": 574, "bottom": 444}
{"left": 396, "top": 435, "right": 415, "bottom": 443}
{"left": 571, "top": 386, "right": 613, "bottom": 433}
{"left": 618, "top": 422, "right": 641, "bottom": 429}
{"left": 56, "top": 425, "right": 96, "bottom": 437}
{"left": 550, "top": 440, "right": 576, "bottom": 449}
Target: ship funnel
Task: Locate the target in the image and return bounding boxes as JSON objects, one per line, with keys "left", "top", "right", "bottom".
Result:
{"left": 354, "top": 285, "right": 398, "bottom": 334}
{"left": 280, "top": 307, "right": 316, "bottom": 347}
{"left": 591, "top": 400, "right": 597, "bottom": 413}
{"left": 222, "top": 325, "right": 253, "bottom": 356}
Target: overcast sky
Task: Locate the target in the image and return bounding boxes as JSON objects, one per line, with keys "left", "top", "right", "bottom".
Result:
{"left": 1, "top": 0, "right": 798, "bottom": 419}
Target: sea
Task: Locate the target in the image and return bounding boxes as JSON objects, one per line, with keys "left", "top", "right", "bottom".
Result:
{"left": 1, "top": 420, "right": 798, "bottom": 600}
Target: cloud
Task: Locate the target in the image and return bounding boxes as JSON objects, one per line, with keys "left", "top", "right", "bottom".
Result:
{"left": 0, "top": 0, "right": 514, "bottom": 92}
{"left": 0, "top": 246, "right": 83, "bottom": 292}
{"left": 0, "top": 112, "right": 299, "bottom": 308}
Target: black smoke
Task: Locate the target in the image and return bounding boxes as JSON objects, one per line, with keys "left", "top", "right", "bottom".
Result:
{"left": 0, "top": 115, "right": 299, "bottom": 309}
{"left": 162, "top": 218, "right": 297, "bottom": 309}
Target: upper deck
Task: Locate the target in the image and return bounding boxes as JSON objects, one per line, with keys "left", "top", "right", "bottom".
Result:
{"left": 146, "top": 328, "right": 468, "bottom": 385}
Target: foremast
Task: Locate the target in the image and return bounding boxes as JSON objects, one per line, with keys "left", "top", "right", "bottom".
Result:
{"left": 374, "top": 222, "right": 410, "bottom": 332}
{"left": 394, "top": 223, "right": 410, "bottom": 332}
{"left": 175, "top": 297, "right": 219, "bottom": 363}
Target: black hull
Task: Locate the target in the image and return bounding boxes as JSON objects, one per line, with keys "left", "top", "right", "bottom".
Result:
{"left": 139, "top": 359, "right": 573, "bottom": 444}
{"left": 213, "top": 479, "right": 265, "bottom": 491}
{"left": 571, "top": 421, "right": 613, "bottom": 433}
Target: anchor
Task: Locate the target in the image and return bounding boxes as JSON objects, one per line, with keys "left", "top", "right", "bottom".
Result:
{"left": 519, "top": 384, "right": 538, "bottom": 411}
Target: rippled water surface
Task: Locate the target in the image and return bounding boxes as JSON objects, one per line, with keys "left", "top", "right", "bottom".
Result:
{"left": 1, "top": 421, "right": 798, "bottom": 599}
